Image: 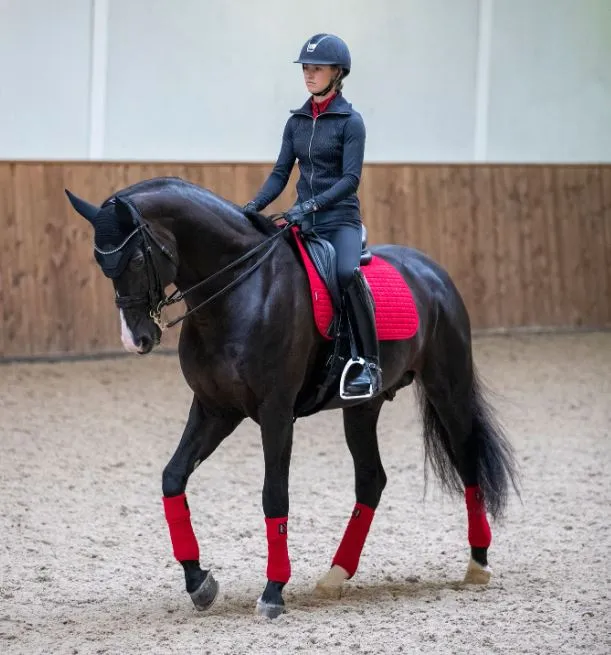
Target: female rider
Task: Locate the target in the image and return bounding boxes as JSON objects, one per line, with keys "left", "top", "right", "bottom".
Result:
{"left": 243, "top": 33, "right": 381, "bottom": 399}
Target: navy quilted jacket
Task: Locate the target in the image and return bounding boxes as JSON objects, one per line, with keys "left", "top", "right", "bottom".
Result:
{"left": 252, "top": 93, "right": 365, "bottom": 217}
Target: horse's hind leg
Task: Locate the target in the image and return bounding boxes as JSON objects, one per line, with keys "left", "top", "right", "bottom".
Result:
{"left": 416, "top": 311, "right": 517, "bottom": 585}
{"left": 161, "top": 395, "right": 242, "bottom": 610}
{"left": 418, "top": 376, "right": 493, "bottom": 584}
{"left": 316, "top": 396, "right": 387, "bottom": 599}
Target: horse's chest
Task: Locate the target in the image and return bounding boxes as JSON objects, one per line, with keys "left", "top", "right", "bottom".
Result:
{"left": 184, "top": 347, "right": 246, "bottom": 399}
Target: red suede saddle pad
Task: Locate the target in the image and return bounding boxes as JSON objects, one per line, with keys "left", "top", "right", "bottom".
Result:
{"left": 292, "top": 229, "right": 419, "bottom": 341}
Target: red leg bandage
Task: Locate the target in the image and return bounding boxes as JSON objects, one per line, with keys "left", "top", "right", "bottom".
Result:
{"left": 265, "top": 517, "right": 291, "bottom": 583}
{"left": 162, "top": 493, "right": 200, "bottom": 561}
{"left": 465, "top": 486, "right": 492, "bottom": 548}
{"left": 332, "top": 503, "right": 375, "bottom": 578}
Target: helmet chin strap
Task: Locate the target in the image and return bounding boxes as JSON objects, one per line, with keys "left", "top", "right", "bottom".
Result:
{"left": 312, "top": 71, "right": 343, "bottom": 98}
{"left": 312, "top": 82, "right": 335, "bottom": 97}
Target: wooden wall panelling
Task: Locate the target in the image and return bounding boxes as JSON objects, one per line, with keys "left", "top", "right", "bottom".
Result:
{"left": 2, "top": 161, "right": 611, "bottom": 359}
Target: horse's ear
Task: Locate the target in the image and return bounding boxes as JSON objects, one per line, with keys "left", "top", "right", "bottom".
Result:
{"left": 114, "top": 195, "right": 141, "bottom": 227}
{"left": 65, "top": 189, "right": 100, "bottom": 224}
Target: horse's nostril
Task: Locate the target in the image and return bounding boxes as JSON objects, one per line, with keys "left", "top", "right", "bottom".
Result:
{"left": 139, "top": 336, "right": 152, "bottom": 352}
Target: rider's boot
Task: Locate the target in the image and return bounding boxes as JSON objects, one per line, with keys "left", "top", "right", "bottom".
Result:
{"left": 340, "top": 268, "right": 382, "bottom": 399}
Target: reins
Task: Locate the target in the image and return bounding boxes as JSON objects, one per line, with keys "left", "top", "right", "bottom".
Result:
{"left": 149, "top": 213, "right": 291, "bottom": 330}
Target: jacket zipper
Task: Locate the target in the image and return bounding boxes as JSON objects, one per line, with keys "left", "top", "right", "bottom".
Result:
{"left": 308, "top": 117, "right": 317, "bottom": 196}
{"left": 290, "top": 110, "right": 349, "bottom": 200}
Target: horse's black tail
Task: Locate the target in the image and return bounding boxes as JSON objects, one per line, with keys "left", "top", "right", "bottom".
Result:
{"left": 415, "top": 366, "right": 520, "bottom": 521}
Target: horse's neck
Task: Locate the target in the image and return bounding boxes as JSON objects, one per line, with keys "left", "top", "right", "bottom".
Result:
{"left": 144, "top": 190, "right": 263, "bottom": 297}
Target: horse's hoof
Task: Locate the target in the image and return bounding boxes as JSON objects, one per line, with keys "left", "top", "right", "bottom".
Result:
{"left": 314, "top": 565, "right": 349, "bottom": 599}
{"left": 463, "top": 558, "right": 492, "bottom": 585}
{"left": 189, "top": 571, "right": 219, "bottom": 611}
{"left": 314, "top": 583, "right": 343, "bottom": 600}
{"left": 255, "top": 597, "right": 285, "bottom": 619}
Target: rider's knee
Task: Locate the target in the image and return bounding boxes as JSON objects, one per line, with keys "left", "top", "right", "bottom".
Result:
{"left": 337, "top": 265, "right": 356, "bottom": 291}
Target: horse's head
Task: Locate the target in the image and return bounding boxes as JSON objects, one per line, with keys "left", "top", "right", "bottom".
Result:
{"left": 65, "top": 188, "right": 178, "bottom": 354}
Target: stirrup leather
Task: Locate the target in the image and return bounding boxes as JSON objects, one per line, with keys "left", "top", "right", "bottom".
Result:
{"left": 339, "top": 357, "right": 374, "bottom": 400}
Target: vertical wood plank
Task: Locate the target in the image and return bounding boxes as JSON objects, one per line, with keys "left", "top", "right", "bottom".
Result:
{"left": 0, "top": 163, "right": 16, "bottom": 357}
{"left": 492, "top": 166, "right": 521, "bottom": 328}
{"left": 579, "top": 167, "right": 607, "bottom": 326}
{"left": 416, "top": 166, "right": 443, "bottom": 264}
{"left": 447, "top": 166, "right": 477, "bottom": 321}
{"left": 13, "top": 163, "right": 44, "bottom": 355}
{"left": 536, "top": 167, "right": 563, "bottom": 326}
{"left": 513, "top": 166, "right": 535, "bottom": 326}
{"left": 400, "top": 166, "right": 421, "bottom": 251}
{"left": 555, "top": 167, "right": 588, "bottom": 326}
{"left": 601, "top": 166, "right": 611, "bottom": 326}
{"left": 472, "top": 165, "right": 501, "bottom": 328}
{"left": 362, "top": 165, "right": 395, "bottom": 246}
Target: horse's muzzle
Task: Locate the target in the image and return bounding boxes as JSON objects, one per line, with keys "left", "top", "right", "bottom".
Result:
{"left": 138, "top": 335, "right": 154, "bottom": 354}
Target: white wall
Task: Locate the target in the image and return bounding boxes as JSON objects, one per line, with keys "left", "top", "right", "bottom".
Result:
{"left": 103, "top": 0, "right": 479, "bottom": 162}
{"left": 0, "top": 0, "right": 609, "bottom": 162}
{"left": 486, "top": 0, "right": 611, "bottom": 162}
{"left": 0, "top": 0, "right": 92, "bottom": 159}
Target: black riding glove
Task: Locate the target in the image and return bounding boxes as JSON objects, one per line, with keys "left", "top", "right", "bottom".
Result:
{"left": 285, "top": 199, "right": 318, "bottom": 226}
{"left": 243, "top": 201, "right": 259, "bottom": 214}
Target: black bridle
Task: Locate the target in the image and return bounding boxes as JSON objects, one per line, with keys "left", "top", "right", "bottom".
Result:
{"left": 109, "top": 220, "right": 176, "bottom": 319}
{"left": 107, "top": 199, "right": 291, "bottom": 331}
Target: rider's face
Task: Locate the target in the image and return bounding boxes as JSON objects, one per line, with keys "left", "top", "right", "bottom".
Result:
{"left": 302, "top": 64, "right": 337, "bottom": 96}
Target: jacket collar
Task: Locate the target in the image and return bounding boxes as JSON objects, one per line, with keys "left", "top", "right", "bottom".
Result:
{"left": 290, "top": 92, "right": 353, "bottom": 117}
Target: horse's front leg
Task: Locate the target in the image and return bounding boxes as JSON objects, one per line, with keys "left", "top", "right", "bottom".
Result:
{"left": 255, "top": 401, "right": 295, "bottom": 619}
{"left": 161, "top": 395, "right": 242, "bottom": 611}
{"left": 316, "top": 396, "right": 387, "bottom": 598}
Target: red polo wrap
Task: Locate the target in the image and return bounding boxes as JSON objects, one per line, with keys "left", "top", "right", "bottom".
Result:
{"left": 162, "top": 493, "right": 200, "bottom": 561}
{"left": 465, "top": 486, "right": 492, "bottom": 548}
{"left": 332, "top": 503, "right": 375, "bottom": 578}
{"left": 265, "top": 517, "right": 291, "bottom": 583}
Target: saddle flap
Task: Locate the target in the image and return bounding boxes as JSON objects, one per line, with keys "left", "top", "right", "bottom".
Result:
{"left": 301, "top": 233, "right": 343, "bottom": 311}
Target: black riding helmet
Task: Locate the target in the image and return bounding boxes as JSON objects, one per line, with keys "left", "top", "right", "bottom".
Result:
{"left": 294, "top": 33, "right": 351, "bottom": 96}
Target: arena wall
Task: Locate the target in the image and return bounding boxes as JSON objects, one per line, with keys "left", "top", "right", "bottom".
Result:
{"left": 1, "top": 161, "right": 609, "bottom": 359}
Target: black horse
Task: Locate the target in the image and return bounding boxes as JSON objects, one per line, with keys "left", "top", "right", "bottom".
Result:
{"left": 65, "top": 176, "right": 519, "bottom": 618}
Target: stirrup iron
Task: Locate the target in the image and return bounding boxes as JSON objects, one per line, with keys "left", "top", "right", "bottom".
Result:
{"left": 339, "top": 357, "right": 374, "bottom": 400}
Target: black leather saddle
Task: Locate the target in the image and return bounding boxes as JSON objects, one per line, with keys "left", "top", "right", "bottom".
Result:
{"left": 300, "top": 224, "right": 373, "bottom": 316}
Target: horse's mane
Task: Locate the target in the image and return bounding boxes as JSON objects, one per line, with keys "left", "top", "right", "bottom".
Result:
{"left": 102, "top": 176, "right": 282, "bottom": 238}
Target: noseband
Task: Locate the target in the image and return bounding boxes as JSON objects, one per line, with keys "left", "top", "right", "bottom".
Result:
{"left": 107, "top": 197, "right": 290, "bottom": 331}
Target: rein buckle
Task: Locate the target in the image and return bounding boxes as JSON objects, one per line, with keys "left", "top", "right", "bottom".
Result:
{"left": 150, "top": 305, "right": 168, "bottom": 331}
